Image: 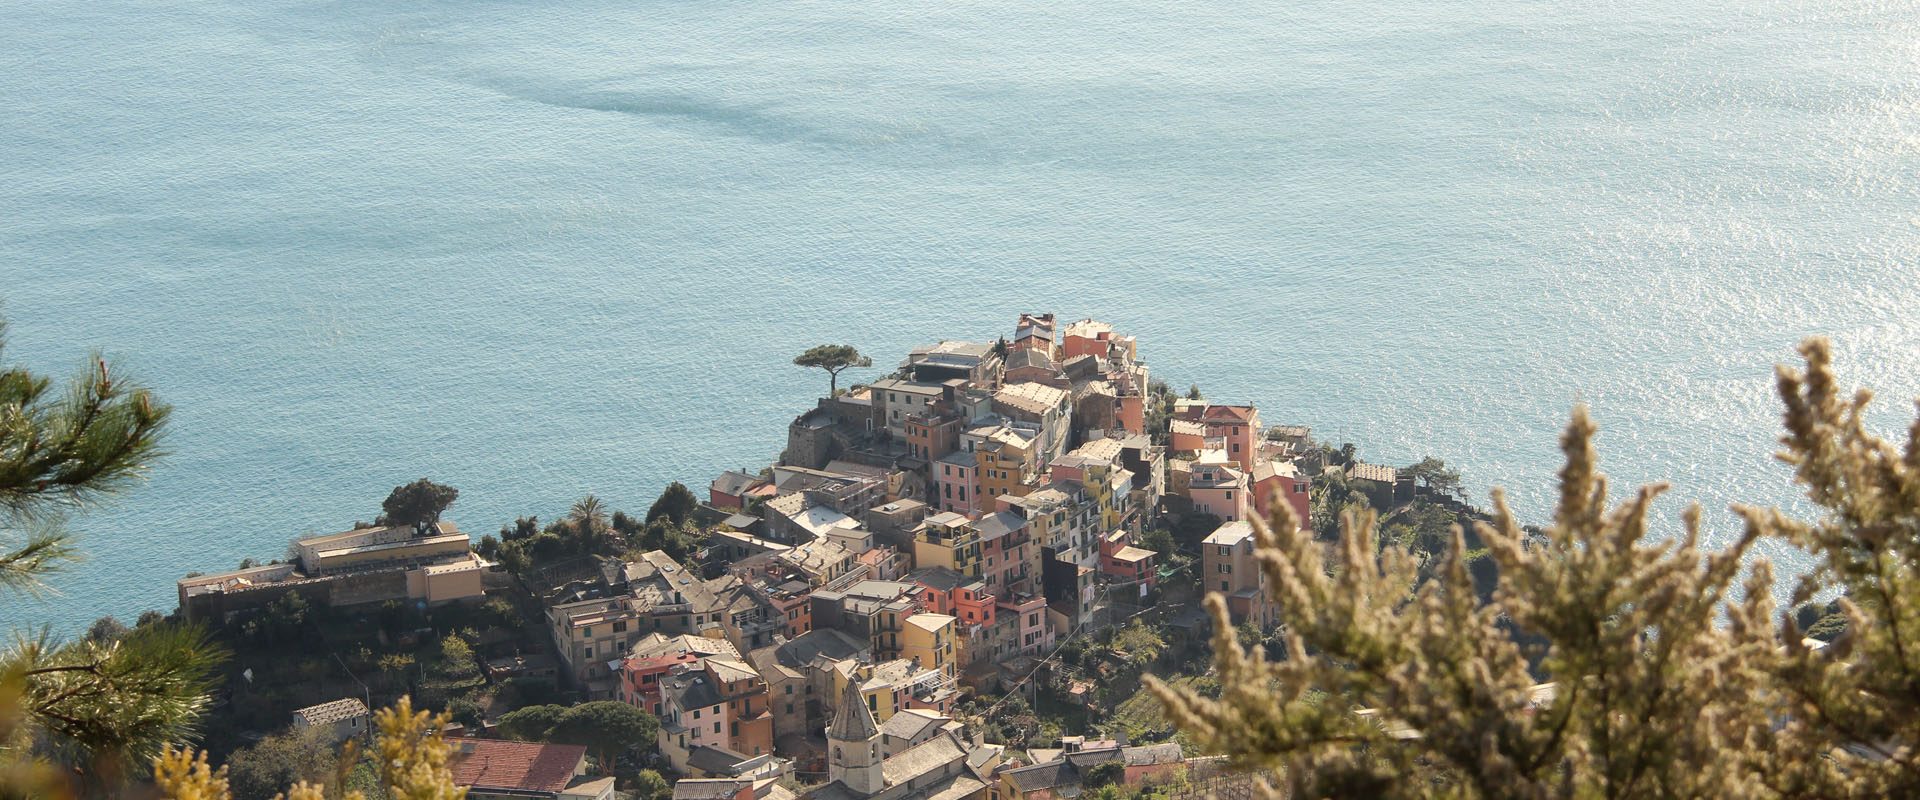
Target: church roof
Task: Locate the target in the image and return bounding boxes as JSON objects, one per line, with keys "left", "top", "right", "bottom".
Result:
{"left": 828, "top": 678, "right": 879, "bottom": 741}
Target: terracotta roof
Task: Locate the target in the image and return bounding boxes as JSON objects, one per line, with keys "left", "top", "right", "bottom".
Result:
{"left": 1201, "top": 404, "right": 1256, "bottom": 422}
{"left": 449, "top": 739, "right": 585, "bottom": 794}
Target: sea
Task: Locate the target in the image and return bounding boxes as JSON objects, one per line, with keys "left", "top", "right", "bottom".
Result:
{"left": 3, "top": 0, "right": 1918, "bottom": 633}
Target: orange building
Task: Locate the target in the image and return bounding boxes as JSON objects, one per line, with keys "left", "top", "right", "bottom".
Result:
{"left": 707, "top": 658, "right": 775, "bottom": 758}
{"left": 904, "top": 408, "right": 964, "bottom": 462}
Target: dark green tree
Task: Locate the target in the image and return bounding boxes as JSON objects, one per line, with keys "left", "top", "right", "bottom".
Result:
{"left": 645, "top": 482, "right": 698, "bottom": 526}
{"left": 550, "top": 700, "right": 659, "bottom": 767}
{"left": 379, "top": 479, "right": 458, "bottom": 527}
{"left": 85, "top": 616, "right": 130, "bottom": 644}
{"left": 499, "top": 515, "right": 539, "bottom": 542}
{"left": 496, "top": 701, "right": 658, "bottom": 767}
{"left": 637, "top": 518, "right": 700, "bottom": 563}
{"left": 1140, "top": 526, "right": 1176, "bottom": 557}
{"left": 1084, "top": 760, "right": 1124, "bottom": 788}
{"left": 496, "top": 704, "right": 565, "bottom": 741}
{"left": 793, "top": 344, "right": 872, "bottom": 397}
{"left": 0, "top": 315, "right": 225, "bottom": 789}
{"left": 1404, "top": 456, "right": 1464, "bottom": 499}
{"left": 633, "top": 769, "right": 671, "bottom": 800}
{"left": 220, "top": 728, "right": 336, "bottom": 800}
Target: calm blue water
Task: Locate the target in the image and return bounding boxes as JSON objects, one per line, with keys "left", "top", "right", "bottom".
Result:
{"left": 4, "top": 0, "right": 1918, "bottom": 633}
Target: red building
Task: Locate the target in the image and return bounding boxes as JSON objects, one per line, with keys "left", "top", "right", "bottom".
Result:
{"left": 1099, "top": 531, "right": 1158, "bottom": 589}
{"left": 908, "top": 567, "right": 996, "bottom": 630}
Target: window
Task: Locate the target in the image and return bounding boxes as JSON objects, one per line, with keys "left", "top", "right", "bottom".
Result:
{"left": 581, "top": 626, "right": 592, "bottom": 638}
{"left": 1218, "top": 564, "right": 1231, "bottom": 574}
{"left": 613, "top": 621, "right": 626, "bottom": 633}
{"left": 693, "top": 709, "right": 701, "bottom": 720}
{"left": 1218, "top": 545, "right": 1230, "bottom": 556}
{"left": 785, "top": 685, "right": 793, "bottom": 695}
{"left": 1221, "top": 580, "right": 1230, "bottom": 592}
{"left": 584, "top": 647, "right": 593, "bottom": 658}
{"left": 714, "top": 721, "right": 722, "bottom": 734}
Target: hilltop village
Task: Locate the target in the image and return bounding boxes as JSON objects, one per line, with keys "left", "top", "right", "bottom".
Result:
{"left": 172, "top": 314, "right": 1455, "bottom": 800}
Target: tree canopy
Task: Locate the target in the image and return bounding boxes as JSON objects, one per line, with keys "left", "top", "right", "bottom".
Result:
{"left": 0, "top": 315, "right": 225, "bottom": 793}
{"left": 1151, "top": 338, "right": 1920, "bottom": 799}
{"left": 380, "top": 479, "right": 459, "bottom": 527}
{"left": 1403, "top": 456, "right": 1463, "bottom": 498}
{"left": 155, "top": 696, "right": 465, "bottom": 800}
{"left": 495, "top": 701, "right": 657, "bottom": 767}
{"left": 645, "top": 481, "right": 697, "bottom": 526}
{"left": 792, "top": 344, "right": 872, "bottom": 396}
{"left": 221, "top": 729, "right": 337, "bottom": 800}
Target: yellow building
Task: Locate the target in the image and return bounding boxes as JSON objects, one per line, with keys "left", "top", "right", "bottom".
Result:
{"left": 915, "top": 513, "right": 981, "bottom": 576}
{"left": 1001, "top": 488, "right": 1082, "bottom": 563}
{"left": 971, "top": 425, "right": 1039, "bottom": 505}
{"left": 295, "top": 521, "right": 473, "bottom": 575}
{"left": 179, "top": 521, "right": 487, "bottom": 623}
{"left": 827, "top": 658, "right": 921, "bottom": 725}
{"left": 900, "top": 613, "right": 958, "bottom": 679}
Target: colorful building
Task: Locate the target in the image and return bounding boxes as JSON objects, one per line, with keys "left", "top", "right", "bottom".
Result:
{"left": 933, "top": 451, "right": 982, "bottom": 515}
{"left": 1201, "top": 520, "right": 1277, "bottom": 628}
{"left": 900, "top": 613, "right": 958, "bottom": 678}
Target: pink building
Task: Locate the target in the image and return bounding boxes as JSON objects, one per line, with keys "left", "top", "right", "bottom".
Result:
{"left": 1188, "top": 453, "right": 1252, "bottom": 523}
{"left": 933, "top": 451, "right": 980, "bottom": 515}
{"left": 1253, "top": 460, "right": 1311, "bottom": 530}
{"left": 975, "top": 512, "right": 1034, "bottom": 599}
{"left": 1199, "top": 405, "right": 1261, "bottom": 470}
{"left": 998, "top": 593, "right": 1052, "bottom": 656}
{"left": 909, "top": 567, "right": 996, "bottom": 630}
